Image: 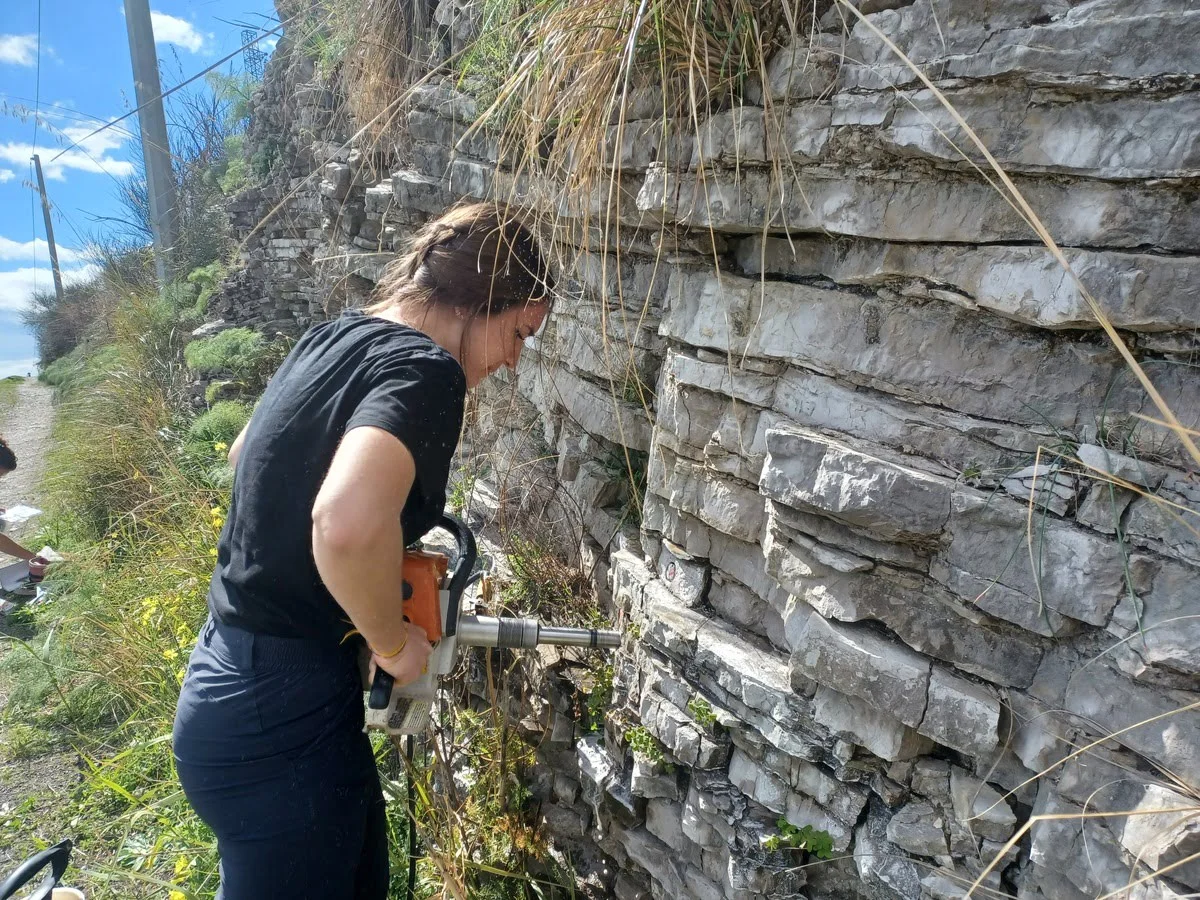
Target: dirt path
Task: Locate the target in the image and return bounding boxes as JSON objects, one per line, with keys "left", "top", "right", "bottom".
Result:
{"left": 0, "top": 378, "right": 80, "bottom": 872}
{"left": 1, "top": 379, "right": 55, "bottom": 527}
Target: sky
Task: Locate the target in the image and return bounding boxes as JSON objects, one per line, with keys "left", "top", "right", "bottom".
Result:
{"left": 0, "top": 0, "right": 279, "bottom": 376}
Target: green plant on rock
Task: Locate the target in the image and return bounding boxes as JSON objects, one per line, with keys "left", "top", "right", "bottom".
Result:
{"left": 687, "top": 695, "right": 716, "bottom": 728}
{"left": 762, "top": 819, "right": 835, "bottom": 859}
{"left": 585, "top": 663, "right": 614, "bottom": 732}
{"left": 625, "top": 725, "right": 672, "bottom": 771}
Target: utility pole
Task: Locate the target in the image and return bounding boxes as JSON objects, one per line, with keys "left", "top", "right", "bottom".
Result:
{"left": 123, "top": 0, "right": 178, "bottom": 286}
{"left": 31, "top": 154, "right": 65, "bottom": 305}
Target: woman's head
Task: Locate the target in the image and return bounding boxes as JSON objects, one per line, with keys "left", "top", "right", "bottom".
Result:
{"left": 0, "top": 438, "right": 14, "bottom": 476}
{"left": 371, "top": 202, "right": 554, "bottom": 387}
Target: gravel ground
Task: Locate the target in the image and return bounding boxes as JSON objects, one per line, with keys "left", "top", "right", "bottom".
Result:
{"left": 0, "top": 379, "right": 82, "bottom": 872}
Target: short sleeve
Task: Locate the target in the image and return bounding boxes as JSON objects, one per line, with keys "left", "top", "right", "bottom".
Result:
{"left": 345, "top": 351, "right": 467, "bottom": 530}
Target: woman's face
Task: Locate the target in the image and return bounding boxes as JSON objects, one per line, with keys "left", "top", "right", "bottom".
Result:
{"left": 460, "top": 301, "right": 548, "bottom": 388}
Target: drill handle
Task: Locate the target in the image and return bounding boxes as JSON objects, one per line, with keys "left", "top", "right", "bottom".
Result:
{"left": 366, "top": 513, "right": 476, "bottom": 712}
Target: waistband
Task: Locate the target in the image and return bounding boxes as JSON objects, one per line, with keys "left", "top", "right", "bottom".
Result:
{"left": 201, "top": 615, "right": 362, "bottom": 671}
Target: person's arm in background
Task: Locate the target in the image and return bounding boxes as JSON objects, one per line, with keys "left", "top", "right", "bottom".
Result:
{"left": 228, "top": 420, "right": 251, "bottom": 469}
{"left": 0, "top": 532, "right": 35, "bottom": 561}
{"left": 311, "top": 425, "right": 433, "bottom": 686}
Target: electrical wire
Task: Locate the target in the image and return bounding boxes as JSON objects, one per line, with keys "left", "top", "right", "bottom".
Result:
{"left": 49, "top": 19, "right": 289, "bottom": 166}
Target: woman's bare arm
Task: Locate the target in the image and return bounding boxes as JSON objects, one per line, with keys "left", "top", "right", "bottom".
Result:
{"left": 311, "top": 426, "right": 432, "bottom": 685}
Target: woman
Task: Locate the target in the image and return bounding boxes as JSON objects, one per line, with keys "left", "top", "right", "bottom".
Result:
{"left": 173, "top": 202, "right": 553, "bottom": 899}
{"left": 0, "top": 438, "right": 39, "bottom": 562}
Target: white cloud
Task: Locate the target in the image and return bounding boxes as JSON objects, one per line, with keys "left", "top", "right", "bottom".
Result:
{"left": 0, "top": 237, "right": 85, "bottom": 265}
{"left": 0, "top": 264, "right": 102, "bottom": 313}
{"left": 0, "top": 358, "right": 41, "bottom": 378}
{"left": 0, "top": 170, "right": 15, "bottom": 183}
{"left": 150, "top": 11, "right": 210, "bottom": 53}
{"left": 0, "top": 138, "right": 134, "bottom": 181}
{"left": 0, "top": 35, "right": 38, "bottom": 67}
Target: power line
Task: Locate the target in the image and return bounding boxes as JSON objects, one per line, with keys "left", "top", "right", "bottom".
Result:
{"left": 50, "top": 19, "right": 288, "bottom": 166}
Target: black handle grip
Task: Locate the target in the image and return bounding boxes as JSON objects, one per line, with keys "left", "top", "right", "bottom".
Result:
{"left": 368, "top": 670, "right": 394, "bottom": 710}
{"left": 0, "top": 839, "right": 71, "bottom": 900}
{"left": 367, "top": 514, "right": 476, "bottom": 710}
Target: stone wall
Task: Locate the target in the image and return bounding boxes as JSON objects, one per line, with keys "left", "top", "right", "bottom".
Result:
{"left": 224, "top": 2, "right": 1200, "bottom": 897}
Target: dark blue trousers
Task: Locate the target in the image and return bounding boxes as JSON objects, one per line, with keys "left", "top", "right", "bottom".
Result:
{"left": 173, "top": 616, "right": 388, "bottom": 900}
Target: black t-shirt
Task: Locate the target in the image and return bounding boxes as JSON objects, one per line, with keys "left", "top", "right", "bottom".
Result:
{"left": 208, "top": 310, "right": 467, "bottom": 642}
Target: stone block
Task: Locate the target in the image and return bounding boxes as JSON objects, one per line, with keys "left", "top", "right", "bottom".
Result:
{"left": 811, "top": 684, "right": 933, "bottom": 762}
{"left": 919, "top": 668, "right": 1001, "bottom": 757}
{"left": 1118, "top": 783, "right": 1200, "bottom": 891}
{"left": 541, "top": 802, "right": 589, "bottom": 840}
{"left": 617, "top": 826, "right": 688, "bottom": 898}
{"left": 854, "top": 802, "right": 924, "bottom": 899}
{"left": 1002, "top": 464, "right": 1077, "bottom": 518}
{"left": 950, "top": 768, "right": 1018, "bottom": 843}
{"left": 767, "top": 508, "right": 1043, "bottom": 688}
{"left": 887, "top": 86, "right": 1200, "bottom": 180}
{"left": 793, "top": 614, "right": 931, "bottom": 728}
{"left": 886, "top": 800, "right": 949, "bottom": 857}
{"left": 660, "top": 268, "right": 1138, "bottom": 432}
{"left": 1108, "top": 557, "right": 1200, "bottom": 678}
{"left": 1124, "top": 492, "right": 1200, "bottom": 567}
{"left": 681, "top": 785, "right": 725, "bottom": 850}
{"left": 648, "top": 446, "right": 765, "bottom": 544}
{"left": 1076, "top": 445, "right": 1168, "bottom": 490}
{"left": 693, "top": 107, "right": 768, "bottom": 166}
{"left": 641, "top": 164, "right": 1200, "bottom": 252}
{"left": 742, "top": 235, "right": 1200, "bottom": 333}
{"left": 941, "top": 490, "right": 1132, "bottom": 630}
{"left": 1029, "top": 788, "right": 1144, "bottom": 898}
{"left": 1064, "top": 665, "right": 1200, "bottom": 789}
{"left": 842, "top": 0, "right": 1199, "bottom": 87}
{"left": 646, "top": 798, "right": 686, "bottom": 853}
{"left": 631, "top": 757, "right": 681, "bottom": 801}
{"left": 1076, "top": 484, "right": 1137, "bottom": 535}
{"left": 729, "top": 747, "right": 791, "bottom": 814}
{"left": 760, "top": 427, "right": 952, "bottom": 541}
{"left": 749, "top": 33, "right": 842, "bottom": 104}
{"left": 656, "top": 540, "right": 710, "bottom": 608}
{"left": 664, "top": 350, "right": 778, "bottom": 407}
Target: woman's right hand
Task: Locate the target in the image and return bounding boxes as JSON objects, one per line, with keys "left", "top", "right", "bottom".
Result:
{"left": 370, "top": 623, "right": 433, "bottom": 688}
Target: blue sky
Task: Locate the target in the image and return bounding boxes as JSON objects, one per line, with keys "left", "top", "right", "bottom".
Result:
{"left": 0, "top": 0, "right": 278, "bottom": 376}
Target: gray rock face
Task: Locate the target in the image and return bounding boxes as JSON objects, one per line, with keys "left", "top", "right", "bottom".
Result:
{"left": 950, "top": 768, "right": 1017, "bottom": 842}
{"left": 760, "top": 427, "right": 952, "bottom": 541}
{"left": 793, "top": 614, "right": 931, "bottom": 728}
{"left": 741, "top": 235, "right": 1200, "bottom": 332}
{"left": 1064, "top": 665, "right": 1200, "bottom": 788}
{"left": 886, "top": 801, "right": 949, "bottom": 857}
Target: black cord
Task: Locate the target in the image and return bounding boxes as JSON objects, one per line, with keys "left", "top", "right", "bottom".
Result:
{"left": 406, "top": 732, "right": 417, "bottom": 900}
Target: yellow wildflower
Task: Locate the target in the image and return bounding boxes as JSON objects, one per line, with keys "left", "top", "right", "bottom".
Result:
{"left": 213, "top": 441, "right": 228, "bottom": 453}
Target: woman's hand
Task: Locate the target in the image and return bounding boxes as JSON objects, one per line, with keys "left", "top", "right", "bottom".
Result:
{"left": 370, "top": 622, "right": 434, "bottom": 688}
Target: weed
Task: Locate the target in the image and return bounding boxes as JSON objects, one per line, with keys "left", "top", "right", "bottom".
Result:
{"left": 586, "top": 663, "right": 614, "bottom": 732}
{"left": 762, "top": 819, "right": 834, "bottom": 859}
{"left": 687, "top": 695, "right": 717, "bottom": 728}
{"left": 3, "top": 723, "right": 55, "bottom": 760}
{"left": 625, "top": 724, "right": 671, "bottom": 771}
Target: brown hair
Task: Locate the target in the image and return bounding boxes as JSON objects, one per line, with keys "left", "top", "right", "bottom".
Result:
{"left": 368, "top": 202, "right": 553, "bottom": 317}
{"left": 0, "top": 438, "right": 15, "bottom": 472}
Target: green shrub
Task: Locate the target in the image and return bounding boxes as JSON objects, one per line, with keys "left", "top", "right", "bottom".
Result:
{"left": 184, "top": 327, "right": 265, "bottom": 376}
{"left": 762, "top": 819, "right": 835, "bottom": 859}
{"left": 186, "top": 401, "right": 251, "bottom": 454}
